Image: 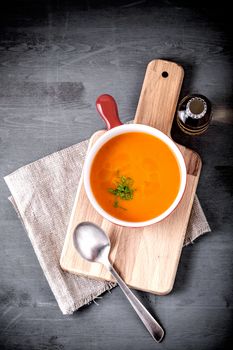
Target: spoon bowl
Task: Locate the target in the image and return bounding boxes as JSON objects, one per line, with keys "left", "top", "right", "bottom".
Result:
{"left": 73, "top": 222, "right": 110, "bottom": 264}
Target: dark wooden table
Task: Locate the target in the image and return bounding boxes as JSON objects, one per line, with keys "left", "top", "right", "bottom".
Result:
{"left": 0, "top": 1, "right": 232, "bottom": 349}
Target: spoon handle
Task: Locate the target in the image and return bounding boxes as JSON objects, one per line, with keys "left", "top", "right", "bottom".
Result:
{"left": 108, "top": 264, "right": 164, "bottom": 342}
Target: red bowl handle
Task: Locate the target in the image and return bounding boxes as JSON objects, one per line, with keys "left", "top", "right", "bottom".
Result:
{"left": 96, "top": 94, "right": 123, "bottom": 130}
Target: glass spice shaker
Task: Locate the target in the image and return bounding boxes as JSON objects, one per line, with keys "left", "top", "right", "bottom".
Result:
{"left": 176, "top": 94, "right": 212, "bottom": 135}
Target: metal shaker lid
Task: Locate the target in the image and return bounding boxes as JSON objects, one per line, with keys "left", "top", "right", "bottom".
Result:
{"left": 186, "top": 97, "right": 207, "bottom": 120}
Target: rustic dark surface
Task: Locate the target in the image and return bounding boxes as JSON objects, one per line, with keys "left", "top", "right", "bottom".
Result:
{"left": 0, "top": 1, "right": 232, "bottom": 349}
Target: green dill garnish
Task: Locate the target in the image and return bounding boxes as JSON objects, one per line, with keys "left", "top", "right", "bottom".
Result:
{"left": 108, "top": 174, "right": 135, "bottom": 210}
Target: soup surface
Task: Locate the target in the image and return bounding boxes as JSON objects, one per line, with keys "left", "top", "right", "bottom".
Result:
{"left": 90, "top": 132, "right": 181, "bottom": 222}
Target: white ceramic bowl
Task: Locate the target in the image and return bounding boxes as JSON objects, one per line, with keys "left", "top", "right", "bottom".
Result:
{"left": 83, "top": 124, "right": 186, "bottom": 227}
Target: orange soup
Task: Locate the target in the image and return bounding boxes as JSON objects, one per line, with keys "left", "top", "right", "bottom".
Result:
{"left": 90, "top": 132, "right": 181, "bottom": 222}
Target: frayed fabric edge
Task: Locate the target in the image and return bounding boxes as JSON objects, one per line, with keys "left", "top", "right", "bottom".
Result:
{"left": 183, "top": 224, "right": 211, "bottom": 247}
{"left": 64, "top": 281, "right": 117, "bottom": 315}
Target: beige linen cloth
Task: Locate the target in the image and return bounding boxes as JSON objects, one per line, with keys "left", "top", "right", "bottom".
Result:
{"left": 4, "top": 136, "right": 211, "bottom": 315}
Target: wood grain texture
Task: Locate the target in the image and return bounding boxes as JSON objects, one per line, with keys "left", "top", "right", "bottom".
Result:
{"left": 60, "top": 59, "right": 202, "bottom": 294}
{"left": 134, "top": 60, "right": 184, "bottom": 134}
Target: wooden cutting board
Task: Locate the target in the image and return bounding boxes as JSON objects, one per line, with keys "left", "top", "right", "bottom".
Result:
{"left": 60, "top": 59, "right": 202, "bottom": 294}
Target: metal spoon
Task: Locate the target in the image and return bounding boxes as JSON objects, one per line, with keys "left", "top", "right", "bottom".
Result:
{"left": 73, "top": 222, "right": 164, "bottom": 342}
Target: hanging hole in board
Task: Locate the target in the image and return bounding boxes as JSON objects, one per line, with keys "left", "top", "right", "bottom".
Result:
{"left": 162, "top": 71, "right": 169, "bottom": 78}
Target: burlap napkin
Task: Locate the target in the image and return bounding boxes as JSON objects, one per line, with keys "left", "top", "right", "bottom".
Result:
{"left": 4, "top": 136, "right": 211, "bottom": 315}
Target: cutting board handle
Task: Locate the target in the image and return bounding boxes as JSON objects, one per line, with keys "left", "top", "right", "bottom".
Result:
{"left": 96, "top": 94, "right": 123, "bottom": 130}
{"left": 134, "top": 59, "right": 184, "bottom": 136}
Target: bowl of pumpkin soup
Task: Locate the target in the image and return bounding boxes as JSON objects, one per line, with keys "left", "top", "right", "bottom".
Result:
{"left": 83, "top": 122, "right": 186, "bottom": 227}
